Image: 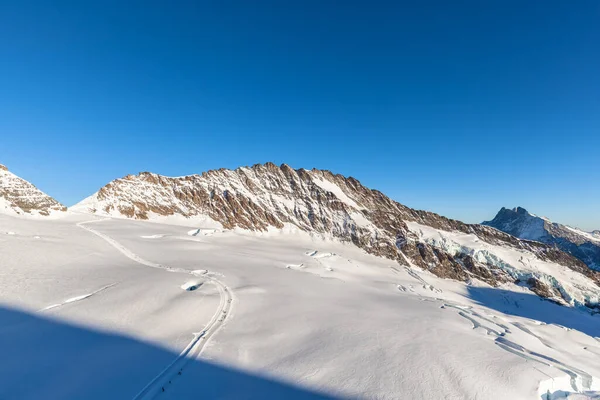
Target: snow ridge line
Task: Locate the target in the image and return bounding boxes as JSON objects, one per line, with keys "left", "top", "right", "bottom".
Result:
{"left": 76, "top": 218, "right": 234, "bottom": 400}
{"left": 39, "top": 283, "right": 117, "bottom": 312}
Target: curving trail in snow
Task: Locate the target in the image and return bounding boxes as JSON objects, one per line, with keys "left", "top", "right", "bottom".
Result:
{"left": 76, "top": 219, "right": 185, "bottom": 273}
{"left": 76, "top": 218, "right": 234, "bottom": 400}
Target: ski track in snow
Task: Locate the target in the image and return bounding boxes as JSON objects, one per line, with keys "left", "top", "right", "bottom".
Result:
{"left": 76, "top": 218, "right": 234, "bottom": 400}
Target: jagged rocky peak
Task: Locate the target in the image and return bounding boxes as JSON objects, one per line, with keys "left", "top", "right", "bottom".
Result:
{"left": 75, "top": 163, "right": 365, "bottom": 229}
{"left": 0, "top": 164, "right": 66, "bottom": 217}
{"left": 504, "top": 206, "right": 530, "bottom": 215}
{"left": 482, "top": 206, "right": 546, "bottom": 241}
{"left": 484, "top": 206, "right": 600, "bottom": 272}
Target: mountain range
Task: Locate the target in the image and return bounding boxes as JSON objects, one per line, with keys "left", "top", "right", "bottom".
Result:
{"left": 2, "top": 162, "right": 598, "bottom": 311}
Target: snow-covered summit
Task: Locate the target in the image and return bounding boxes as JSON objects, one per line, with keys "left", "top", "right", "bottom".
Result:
{"left": 72, "top": 163, "right": 600, "bottom": 310}
{"left": 483, "top": 206, "right": 600, "bottom": 271}
{"left": 0, "top": 164, "right": 66, "bottom": 217}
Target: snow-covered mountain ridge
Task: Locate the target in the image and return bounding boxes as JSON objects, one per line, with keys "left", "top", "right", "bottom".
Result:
{"left": 483, "top": 207, "right": 600, "bottom": 271}
{"left": 72, "top": 163, "right": 600, "bottom": 310}
{"left": 0, "top": 164, "right": 66, "bottom": 217}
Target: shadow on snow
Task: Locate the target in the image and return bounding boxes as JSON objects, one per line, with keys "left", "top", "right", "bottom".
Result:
{"left": 466, "top": 286, "right": 600, "bottom": 338}
{"left": 0, "top": 304, "right": 339, "bottom": 400}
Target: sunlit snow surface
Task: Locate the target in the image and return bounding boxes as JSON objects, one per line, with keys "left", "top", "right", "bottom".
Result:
{"left": 1, "top": 213, "right": 599, "bottom": 399}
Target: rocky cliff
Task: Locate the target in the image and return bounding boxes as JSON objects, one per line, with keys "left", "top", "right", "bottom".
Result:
{"left": 0, "top": 164, "right": 66, "bottom": 217}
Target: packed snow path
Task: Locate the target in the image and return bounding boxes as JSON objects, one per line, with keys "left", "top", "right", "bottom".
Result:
{"left": 76, "top": 219, "right": 234, "bottom": 400}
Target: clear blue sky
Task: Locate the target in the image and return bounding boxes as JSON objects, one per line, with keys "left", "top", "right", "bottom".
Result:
{"left": 1, "top": 1, "right": 599, "bottom": 229}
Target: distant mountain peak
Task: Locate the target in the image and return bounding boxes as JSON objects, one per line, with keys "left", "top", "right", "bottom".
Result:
{"left": 0, "top": 165, "right": 66, "bottom": 217}
{"left": 483, "top": 206, "right": 544, "bottom": 241}
{"left": 484, "top": 207, "right": 600, "bottom": 271}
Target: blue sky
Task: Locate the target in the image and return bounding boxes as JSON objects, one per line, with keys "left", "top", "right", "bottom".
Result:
{"left": 1, "top": 1, "right": 599, "bottom": 229}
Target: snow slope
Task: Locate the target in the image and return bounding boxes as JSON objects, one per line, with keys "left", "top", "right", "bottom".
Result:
{"left": 1, "top": 213, "right": 599, "bottom": 399}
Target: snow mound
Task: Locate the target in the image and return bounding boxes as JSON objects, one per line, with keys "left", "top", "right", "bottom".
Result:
{"left": 306, "top": 250, "right": 335, "bottom": 259}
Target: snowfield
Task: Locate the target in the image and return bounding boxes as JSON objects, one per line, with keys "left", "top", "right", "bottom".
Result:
{"left": 1, "top": 213, "right": 599, "bottom": 399}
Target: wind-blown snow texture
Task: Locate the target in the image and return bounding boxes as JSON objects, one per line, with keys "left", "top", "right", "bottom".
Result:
{"left": 72, "top": 163, "right": 600, "bottom": 310}
{"left": 484, "top": 207, "right": 600, "bottom": 272}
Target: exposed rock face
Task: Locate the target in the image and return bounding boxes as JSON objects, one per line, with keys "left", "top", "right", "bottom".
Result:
{"left": 525, "top": 277, "right": 561, "bottom": 301}
{"left": 0, "top": 165, "right": 66, "bottom": 217}
{"left": 72, "top": 163, "right": 599, "bottom": 306}
{"left": 483, "top": 207, "right": 600, "bottom": 271}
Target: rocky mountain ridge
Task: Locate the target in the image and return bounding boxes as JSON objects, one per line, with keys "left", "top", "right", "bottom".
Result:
{"left": 0, "top": 164, "right": 66, "bottom": 217}
{"left": 483, "top": 206, "right": 600, "bottom": 271}
{"left": 72, "top": 163, "right": 600, "bottom": 308}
